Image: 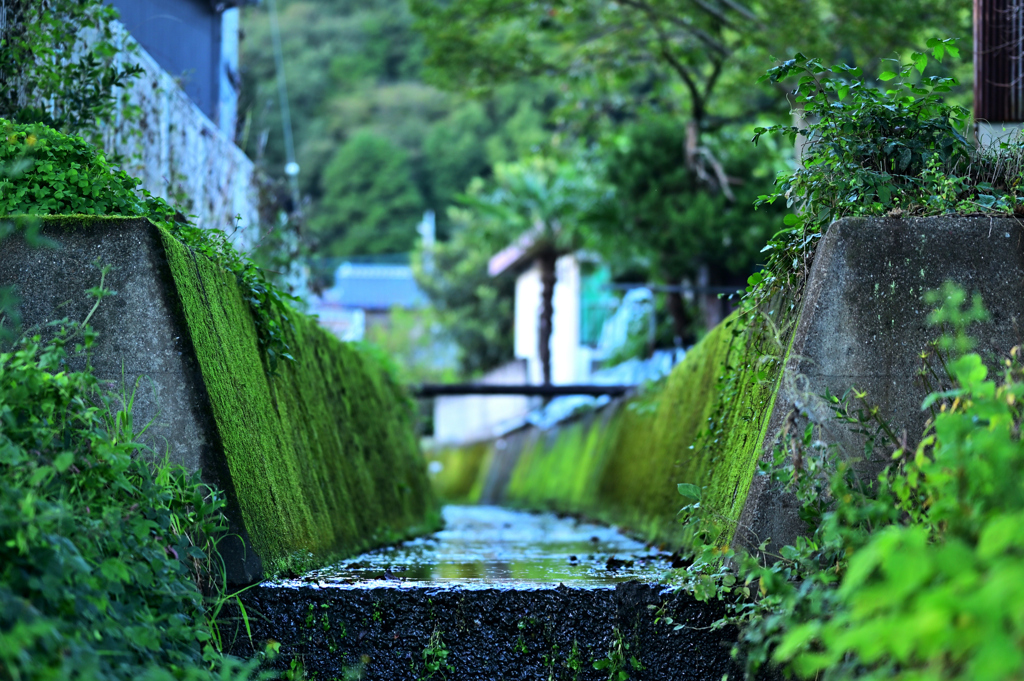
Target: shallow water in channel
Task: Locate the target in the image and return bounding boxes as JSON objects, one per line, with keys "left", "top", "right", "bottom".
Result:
{"left": 292, "top": 505, "right": 681, "bottom": 589}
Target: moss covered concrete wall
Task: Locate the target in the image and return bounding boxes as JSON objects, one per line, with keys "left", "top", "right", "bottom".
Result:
{"left": 431, "top": 313, "right": 782, "bottom": 550}
{"left": 158, "top": 228, "right": 441, "bottom": 575}
{"left": 1, "top": 216, "right": 440, "bottom": 581}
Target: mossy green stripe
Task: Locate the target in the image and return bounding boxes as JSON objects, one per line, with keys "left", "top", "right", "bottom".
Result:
{"left": 158, "top": 227, "right": 440, "bottom": 572}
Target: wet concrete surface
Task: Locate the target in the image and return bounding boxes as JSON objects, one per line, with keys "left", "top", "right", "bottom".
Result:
{"left": 305, "top": 505, "right": 682, "bottom": 587}
{"left": 225, "top": 506, "right": 758, "bottom": 680}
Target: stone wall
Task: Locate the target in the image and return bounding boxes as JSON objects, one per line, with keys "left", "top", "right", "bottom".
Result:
{"left": 424, "top": 316, "right": 763, "bottom": 550}
{"left": 97, "top": 20, "right": 260, "bottom": 251}
{"left": 739, "top": 216, "right": 1024, "bottom": 556}
{"left": 430, "top": 217, "right": 1024, "bottom": 559}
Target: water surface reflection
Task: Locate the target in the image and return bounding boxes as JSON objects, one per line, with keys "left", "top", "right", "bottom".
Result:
{"left": 302, "top": 505, "right": 678, "bottom": 588}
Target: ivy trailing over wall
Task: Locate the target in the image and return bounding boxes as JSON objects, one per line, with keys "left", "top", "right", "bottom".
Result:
{"left": 0, "top": 119, "right": 298, "bottom": 372}
{"left": 691, "top": 39, "right": 1007, "bottom": 547}
{"left": 0, "top": 0, "right": 143, "bottom": 138}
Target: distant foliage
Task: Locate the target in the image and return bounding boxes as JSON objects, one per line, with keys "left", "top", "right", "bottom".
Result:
{"left": 239, "top": 0, "right": 554, "bottom": 255}
{"left": 412, "top": 210, "right": 515, "bottom": 376}
{"left": 308, "top": 131, "right": 426, "bottom": 256}
{"left": 606, "top": 119, "right": 780, "bottom": 283}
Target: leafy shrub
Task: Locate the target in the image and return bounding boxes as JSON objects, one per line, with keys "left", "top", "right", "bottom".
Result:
{"left": 672, "top": 41, "right": 1024, "bottom": 680}
{"left": 0, "top": 121, "right": 145, "bottom": 216}
{"left": 0, "top": 122, "right": 280, "bottom": 680}
{"left": 765, "top": 284, "right": 1024, "bottom": 681}
{"left": 0, "top": 316, "right": 265, "bottom": 680}
{"left": 675, "top": 284, "right": 1024, "bottom": 681}
{"left": 0, "top": 0, "right": 143, "bottom": 137}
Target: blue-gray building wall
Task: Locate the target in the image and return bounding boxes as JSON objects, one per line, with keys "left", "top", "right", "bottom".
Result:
{"left": 106, "top": 0, "right": 222, "bottom": 122}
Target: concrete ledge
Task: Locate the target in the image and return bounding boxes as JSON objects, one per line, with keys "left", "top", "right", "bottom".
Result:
{"left": 738, "top": 217, "right": 1024, "bottom": 554}
{"left": 226, "top": 581, "right": 749, "bottom": 680}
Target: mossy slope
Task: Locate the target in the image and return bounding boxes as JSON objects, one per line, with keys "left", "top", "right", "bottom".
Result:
{"left": 446, "top": 313, "right": 778, "bottom": 549}
{"left": 159, "top": 229, "right": 441, "bottom": 572}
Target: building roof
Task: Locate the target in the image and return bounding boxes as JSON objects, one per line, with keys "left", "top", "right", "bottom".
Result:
{"left": 317, "top": 262, "right": 426, "bottom": 311}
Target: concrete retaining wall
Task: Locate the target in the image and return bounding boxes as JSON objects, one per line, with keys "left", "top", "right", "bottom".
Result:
{"left": 430, "top": 217, "right": 1024, "bottom": 559}
{"left": 739, "top": 216, "right": 1024, "bottom": 554}
{"left": 424, "top": 315, "right": 765, "bottom": 550}
{"left": 1, "top": 217, "right": 440, "bottom": 583}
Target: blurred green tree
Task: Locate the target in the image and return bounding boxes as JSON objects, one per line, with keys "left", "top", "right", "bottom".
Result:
{"left": 412, "top": 0, "right": 970, "bottom": 150}
{"left": 308, "top": 131, "right": 426, "bottom": 255}
{"left": 458, "top": 156, "right": 611, "bottom": 383}
{"left": 239, "top": 0, "right": 554, "bottom": 255}
{"left": 597, "top": 118, "right": 786, "bottom": 341}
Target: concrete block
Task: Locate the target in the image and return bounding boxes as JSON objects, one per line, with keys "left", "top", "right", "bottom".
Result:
{"left": 1, "top": 217, "right": 441, "bottom": 584}
{"left": 736, "top": 217, "right": 1024, "bottom": 555}
{"left": 1, "top": 217, "right": 219, "bottom": 475}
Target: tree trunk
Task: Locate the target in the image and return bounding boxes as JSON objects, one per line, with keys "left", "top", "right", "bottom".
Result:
{"left": 666, "top": 289, "right": 693, "bottom": 347}
{"left": 537, "top": 248, "right": 557, "bottom": 385}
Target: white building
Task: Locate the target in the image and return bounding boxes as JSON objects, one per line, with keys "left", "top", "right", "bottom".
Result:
{"left": 431, "top": 238, "right": 618, "bottom": 446}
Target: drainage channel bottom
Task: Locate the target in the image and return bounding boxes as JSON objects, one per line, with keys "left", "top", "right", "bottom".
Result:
{"left": 225, "top": 506, "right": 746, "bottom": 680}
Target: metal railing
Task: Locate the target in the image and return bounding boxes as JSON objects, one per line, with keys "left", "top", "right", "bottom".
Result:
{"left": 413, "top": 384, "right": 631, "bottom": 398}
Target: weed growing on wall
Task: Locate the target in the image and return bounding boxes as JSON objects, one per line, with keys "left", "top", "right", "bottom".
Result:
{"left": 0, "top": 119, "right": 298, "bottom": 373}
{"left": 689, "top": 38, "right": 1016, "bottom": 547}
{"left": 668, "top": 39, "right": 1024, "bottom": 680}
{"left": 696, "top": 285, "right": 1024, "bottom": 681}
{"left": 0, "top": 0, "right": 143, "bottom": 139}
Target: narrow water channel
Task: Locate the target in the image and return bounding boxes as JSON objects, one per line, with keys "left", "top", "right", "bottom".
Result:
{"left": 296, "top": 505, "right": 678, "bottom": 588}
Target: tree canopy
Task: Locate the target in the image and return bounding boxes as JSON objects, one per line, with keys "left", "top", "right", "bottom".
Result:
{"left": 239, "top": 0, "right": 555, "bottom": 254}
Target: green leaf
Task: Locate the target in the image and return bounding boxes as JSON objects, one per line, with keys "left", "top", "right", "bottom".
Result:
{"left": 99, "top": 558, "right": 130, "bottom": 583}
{"left": 774, "top": 621, "right": 822, "bottom": 661}
{"left": 677, "top": 483, "right": 702, "bottom": 500}
{"left": 53, "top": 451, "right": 74, "bottom": 472}
{"left": 978, "top": 514, "right": 1024, "bottom": 560}
{"left": 913, "top": 53, "right": 928, "bottom": 75}
{"left": 878, "top": 71, "right": 897, "bottom": 81}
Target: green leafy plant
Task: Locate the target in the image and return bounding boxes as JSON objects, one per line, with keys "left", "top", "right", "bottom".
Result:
{"left": 591, "top": 627, "right": 642, "bottom": 681}
{"left": 0, "top": 0, "right": 143, "bottom": 137}
{"left": 564, "top": 639, "right": 583, "bottom": 681}
{"left": 675, "top": 282, "right": 1024, "bottom": 681}
{"left": 419, "top": 628, "right": 454, "bottom": 680}
{"left": 685, "top": 39, "right": 1012, "bottom": 562}
{"left": 0, "top": 282, "right": 268, "bottom": 680}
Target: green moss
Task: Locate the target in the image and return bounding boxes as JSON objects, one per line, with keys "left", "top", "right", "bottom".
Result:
{"left": 158, "top": 227, "right": 441, "bottom": 572}
{"left": 467, "top": 312, "right": 782, "bottom": 550}
{"left": 425, "top": 442, "right": 492, "bottom": 503}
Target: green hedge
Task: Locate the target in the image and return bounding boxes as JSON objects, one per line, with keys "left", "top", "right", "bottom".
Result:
{"left": 159, "top": 229, "right": 441, "bottom": 573}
